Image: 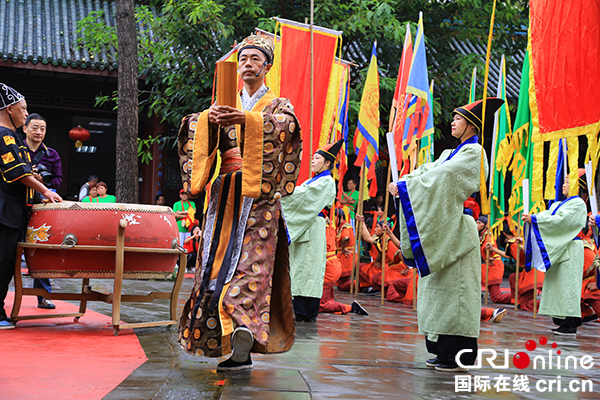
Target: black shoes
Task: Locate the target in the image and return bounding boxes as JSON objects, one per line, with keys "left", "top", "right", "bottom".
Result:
{"left": 553, "top": 326, "right": 577, "bottom": 336}
{"left": 425, "top": 357, "right": 438, "bottom": 368}
{"left": 434, "top": 362, "right": 468, "bottom": 372}
{"left": 217, "top": 355, "right": 253, "bottom": 371}
{"left": 351, "top": 301, "right": 368, "bottom": 316}
{"left": 230, "top": 327, "right": 253, "bottom": 362}
{"left": 217, "top": 327, "right": 254, "bottom": 371}
{"left": 295, "top": 314, "right": 317, "bottom": 322}
{"left": 426, "top": 356, "right": 468, "bottom": 372}
{"left": 362, "top": 287, "right": 380, "bottom": 296}
{"left": 38, "top": 299, "right": 56, "bottom": 309}
{"left": 582, "top": 313, "right": 598, "bottom": 323}
{"left": 491, "top": 308, "right": 507, "bottom": 323}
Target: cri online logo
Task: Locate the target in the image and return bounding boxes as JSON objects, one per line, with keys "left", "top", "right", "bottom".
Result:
{"left": 456, "top": 336, "right": 595, "bottom": 370}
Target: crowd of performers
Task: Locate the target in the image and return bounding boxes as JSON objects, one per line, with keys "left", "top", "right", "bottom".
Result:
{"left": 0, "top": 28, "right": 596, "bottom": 379}
{"left": 170, "top": 33, "right": 600, "bottom": 373}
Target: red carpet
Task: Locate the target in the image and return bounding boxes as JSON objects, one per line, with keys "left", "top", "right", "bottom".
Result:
{"left": 2, "top": 292, "right": 148, "bottom": 400}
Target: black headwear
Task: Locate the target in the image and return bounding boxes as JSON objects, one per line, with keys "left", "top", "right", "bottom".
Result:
{"left": 0, "top": 83, "right": 24, "bottom": 111}
{"left": 316, "top": 139, "right": 344, "bottom": 163}
{"left": 453, "top": 98, "right": 505, "bottom": 136}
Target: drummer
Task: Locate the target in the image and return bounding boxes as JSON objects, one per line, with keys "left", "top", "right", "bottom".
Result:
{"left": 0, "top": 83, "right": 62, "bottom": 330}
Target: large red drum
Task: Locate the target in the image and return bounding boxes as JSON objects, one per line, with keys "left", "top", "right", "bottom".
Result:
{"left": 25, "top": 202, "right": 180, "bottom": 279}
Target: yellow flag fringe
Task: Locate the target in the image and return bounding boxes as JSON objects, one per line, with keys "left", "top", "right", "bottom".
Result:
{"left": 532, "top": 141, "right": 544, "bottom": 202}
{"left": 567, "top": 136, "right": 579, "bottom": 196}
{"left": 545, "top": 140, "right": 559, "bottom": 200}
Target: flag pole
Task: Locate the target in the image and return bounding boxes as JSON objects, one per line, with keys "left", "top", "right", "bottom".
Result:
{"left": 523, "top": 178, "right": 537, "bottom": 318}
{"left": 514, "top": 226, "right": 520, "bottom": 311}
{"left": 412, "top": 272, "right": 417, "bottom": 311}
{"left": 352, "top": 163, "right": 367, "bottom": 296}
{"left": 485, "top": 233, "right": 490, "bottom": 305}
{"left": 309, "top": 1, "right": 314, "bottom": 163}
{"left": 479, "top": 0, "right": 498, "bottom": 215}
{"left": 533, "top": 267, "right": 538, "bottom": 318}
{"left": 381, "top": 164, "right": 392, "bottom": 305}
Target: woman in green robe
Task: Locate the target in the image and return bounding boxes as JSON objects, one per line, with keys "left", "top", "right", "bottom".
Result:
{"left": 523, "top": 177, "right": 587, "bottom": 335}
{"left": 389, "top": 98, "right": 504, "bottom": 372}
{"left": 280, "top": 140, "right": 341, "bottom": 322}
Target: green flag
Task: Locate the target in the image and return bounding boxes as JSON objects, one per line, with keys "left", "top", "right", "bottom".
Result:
{"left": 469, "top": 67, "right": 477, "bottom": 103}
{"left": 508, "top": 50, "right": 545, "bottom": 233}
{"left": 489, "top": 56, "right": 511, "bottom": 238}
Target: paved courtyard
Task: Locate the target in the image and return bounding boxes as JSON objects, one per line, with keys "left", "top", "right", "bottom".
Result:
{"left": 7, "top": 273, "right": 600, "bottom": 399}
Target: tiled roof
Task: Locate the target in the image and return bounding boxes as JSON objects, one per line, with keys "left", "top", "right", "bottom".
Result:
{"left": 450, "top": 37, "right": 525, "bottom": 100}
{"left": 0, "top": 0, "right": 118, "bottom": 70}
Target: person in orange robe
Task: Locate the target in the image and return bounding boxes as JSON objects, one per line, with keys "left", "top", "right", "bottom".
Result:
{"left": 380, "top": 223, "right": 416, "bottom": 305}
{"left": 336, "top": 210, "right": 358, "bottom": 292}
{"left": 319, "top": 214, "right": 367, "bottom": 315}
{"left": 480, "top": 307, "right": 507, "bottom": 323}
{"left": 477, "top": 215, "right": 511, "bottom": 304}
{"left": 503, "top": 226, "right": 544, "bottom": 311}
{"left": 579, "top": 228, "right": 599, "bottom": 321}
{"left": 355, "top": 214, "right": 404, "bottom": 293}
{"left": 487, "top": 222, "right": 544, "bottom": 311}
{"left": 382, "top": 217, "right": 506, "bottom": 321}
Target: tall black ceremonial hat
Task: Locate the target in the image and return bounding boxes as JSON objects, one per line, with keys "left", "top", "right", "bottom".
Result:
{"left": 316, "top": 139, "right": 344, "bottom": 163}
{"left": 453, "top": 98, "right": 505, "bottom": 134}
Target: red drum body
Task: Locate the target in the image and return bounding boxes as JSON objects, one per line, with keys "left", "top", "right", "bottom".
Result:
{"left": 25, "top": 202, "right": 179, "bottom": 279}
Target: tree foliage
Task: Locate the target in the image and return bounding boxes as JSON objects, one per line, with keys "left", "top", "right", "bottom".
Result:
{"left": 77, "top": 0, "right": 529, "bottom": 146}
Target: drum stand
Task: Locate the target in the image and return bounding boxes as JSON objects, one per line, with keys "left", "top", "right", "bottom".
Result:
{"left": 10, "top": 219, "right": 187, "bottom": 336}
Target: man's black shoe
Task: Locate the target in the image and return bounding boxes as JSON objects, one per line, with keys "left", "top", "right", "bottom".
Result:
{"left": 553, "top": 326, "right": 577, "bottom": 336}
{"left": 230, "top": 327, "right": 253, "bottom": 362}
{"left": 38, "top": 299, "right": 56, "bottom": 309}
{"left": 361, "top": 286, "right": 379, "bottom": 295}
{"left": 351, "top": 301, "right": 368, "bottom": 315}
{"left": 217, "top": 355, "right": 253, "bottom": 371}
{"left": 582, "top": 313, "right": 598, "bottom": 323}
{"left": 435, "top": 362, "right": 468, "bottom": 372}
{"left": 425, "top": 357, "right": 438, "bottom": 368}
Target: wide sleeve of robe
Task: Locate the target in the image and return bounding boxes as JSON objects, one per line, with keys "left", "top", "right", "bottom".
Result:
{"left": 280, "top": 176, "right": 336, "bottom": 243}
{"left": 176, "top": 94, "right": 302, "bottom": 200}
{"left": 396, "top": 144, "right": 485, "bottom": 277}
{"left": 525, "top": 197, "right": 587, "bottom": 272}
{"left": 238, "top": 97, "right": 302, "bottom": 201}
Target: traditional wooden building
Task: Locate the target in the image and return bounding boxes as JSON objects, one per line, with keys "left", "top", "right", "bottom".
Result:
{"left": 0, "top": 0, "right": 182, "bottom": 204}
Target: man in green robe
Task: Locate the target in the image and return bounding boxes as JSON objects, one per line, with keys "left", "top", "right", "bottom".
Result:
{"left": 280, "top": 140, "right": 341, "bottom": 322}
{"left": 523, "top": 177, "right": 587, "bottom": 335}
{"left": 390, "top": 98, "right": 504, "bottom": 372}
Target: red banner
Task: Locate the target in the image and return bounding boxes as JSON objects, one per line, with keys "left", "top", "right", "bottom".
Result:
{"left": 279, "top": 24, "right": 339, "bottom": 183}
{"left": 529, "top": 0, "right": 600, "bottom": 142}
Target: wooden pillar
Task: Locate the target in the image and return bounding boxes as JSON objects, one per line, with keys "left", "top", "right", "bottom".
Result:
{"left": 139, "top": 116, "right": 167, "bottom": 204}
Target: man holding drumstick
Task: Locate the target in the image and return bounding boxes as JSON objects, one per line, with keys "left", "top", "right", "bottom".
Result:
{"left": 0, "top": 83, "right": 61, "bottom": 330}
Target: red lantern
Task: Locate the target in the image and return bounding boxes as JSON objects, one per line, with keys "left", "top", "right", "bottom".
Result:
{"left": 69, "top": 126, "right": 91, "bottom": 148}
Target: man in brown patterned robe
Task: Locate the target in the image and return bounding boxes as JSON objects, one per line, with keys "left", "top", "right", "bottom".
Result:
{"left": 177, "top": 34, "right": 302, "bottom": 371}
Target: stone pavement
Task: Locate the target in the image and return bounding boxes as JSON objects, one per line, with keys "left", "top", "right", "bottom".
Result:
{"left": 12, "top": 275, "right": 600, "bottom": 399}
